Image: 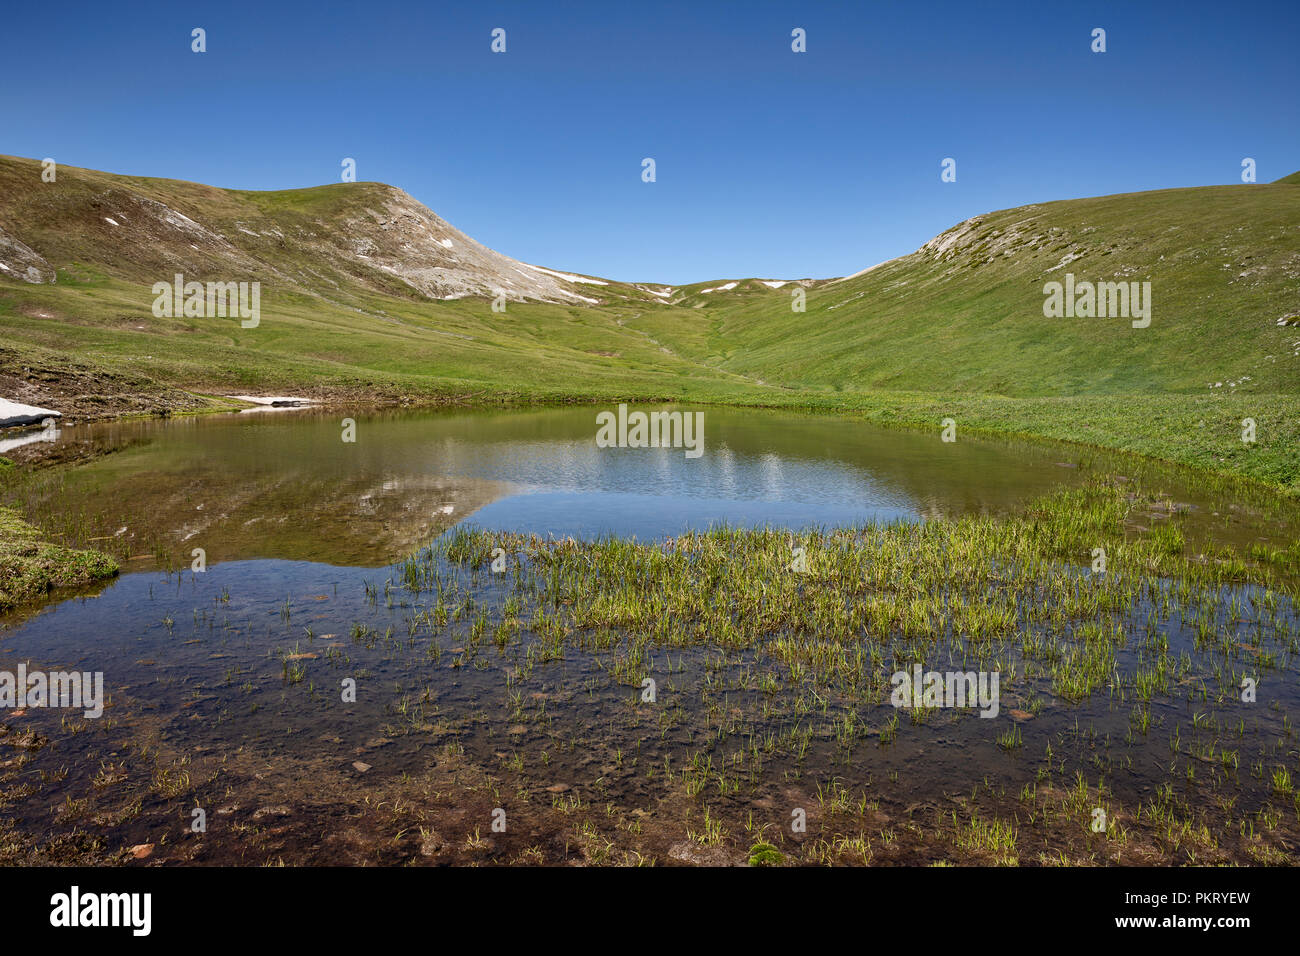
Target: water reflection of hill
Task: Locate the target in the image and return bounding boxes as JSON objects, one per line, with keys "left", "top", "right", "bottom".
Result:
{"left": 1, "top": 403, "right": 1188, "bottom": 572}
{"left": 4, "top": 403, "right": 1296, "bottom": 604}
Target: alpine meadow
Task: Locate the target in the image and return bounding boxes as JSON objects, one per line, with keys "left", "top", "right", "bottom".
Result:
{"left": 1, "top": 1, "right": 1298, "bottom": 932}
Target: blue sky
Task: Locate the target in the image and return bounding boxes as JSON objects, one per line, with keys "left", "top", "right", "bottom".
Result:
{"left": 4, "top": 0, "right": 1297, "bottom": 284}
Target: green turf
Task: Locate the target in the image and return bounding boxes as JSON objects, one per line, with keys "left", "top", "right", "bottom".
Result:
{"left": 0, "top": 505, "right": 118, "bottom": 611}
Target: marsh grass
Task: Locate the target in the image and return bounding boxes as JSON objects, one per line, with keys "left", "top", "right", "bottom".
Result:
{"left": 5, "top": 466, "right": 1297, "bottom": 866}
{"left": 362, "top": 475, "right": 1300, "bottom": 863}
{"left": 400, "top": 478, "right": 1298, "bottom": 710}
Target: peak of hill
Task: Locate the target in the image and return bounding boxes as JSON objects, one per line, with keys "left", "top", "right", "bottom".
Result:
{"left": 0, "top": 155, "right": 627, "bottom": 305}
{"left": 1274, "top": 170, "right": 1300, "bottom": 185}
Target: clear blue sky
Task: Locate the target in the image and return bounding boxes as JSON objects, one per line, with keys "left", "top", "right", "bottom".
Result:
{"left": 4, "top": 0, "right": 1297, "bottom": 285}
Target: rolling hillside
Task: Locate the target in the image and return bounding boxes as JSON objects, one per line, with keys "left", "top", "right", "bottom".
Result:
{"left": 646, "top": 178, "right": 1300, "bottom": 397}
{"left": 1, "top": 155, "right": 1297, "bottom": 489}
{"left": 0, "top": 155, "right": 751, "bottom": 410}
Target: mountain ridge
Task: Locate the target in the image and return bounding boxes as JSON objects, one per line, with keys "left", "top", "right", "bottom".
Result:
{"left": 5, "top": 155, "right": 1296, "bottom": 302}
{"left": 1, "top": 154, "right": 1296, "bottom": 410}
{"left": 0, "top": 155, "right": 662, "bottom": 306}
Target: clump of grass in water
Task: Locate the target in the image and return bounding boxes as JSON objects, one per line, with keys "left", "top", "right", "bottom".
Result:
{"left": 0, "top": 504, "right": 119, "bottom": 611}
{"left": 747, "top": 841, "right": 784, "bottom": 866}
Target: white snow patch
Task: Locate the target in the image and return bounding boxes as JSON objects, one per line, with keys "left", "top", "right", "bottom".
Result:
{"left": 439, "top": 238, "right": 454, "bottom": 249}
{"left": 700, "top": 282, "right": 738, "bottom": 294}
{"left": 830, "top": 258, "right": 900, "bottom": 284}
{"left": 0, "top": 398, "right": 61, "bottom": 428}
{"left": 760, "top": 280, "right": 788, "bottom": 289}
{"left": 104, "top": 217, "right": 120, "bottom": 226}
{"left": 519, "top": 263, "right": 609, "bottom": 286}
{"left": 559, "top": 290, "right": 601, "bottom": 304}
{"left": 163, "top": 210, "right": 206, "bottom": 233}
{"left": 0, "top": 263, "right": 9, "bottom": 271}
{"left": 229, "top": 395, "right": 316, "bottom": 408}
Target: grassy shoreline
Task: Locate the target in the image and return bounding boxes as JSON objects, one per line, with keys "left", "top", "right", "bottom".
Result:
{"left": 2, "top": 366, "right": 1297, "bottom": 618}
{"left": 0, "top": 499, "right": 118, "bottom": 612}
{"left": 4, "top": 366, "right": 1296, "bottom": 497}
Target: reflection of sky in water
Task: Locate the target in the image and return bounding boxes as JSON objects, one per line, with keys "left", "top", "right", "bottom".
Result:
{"left": 466, "top": 490, "right": 916, "bottom": 539}
{"left": 424, "top": 440, "right": 907, "bottom": 497}
{"left": 24, "top": 406, "right": 1090, "bottom": 559}
{"left": 416, "top": 438, "right": 916, "bottom": 537}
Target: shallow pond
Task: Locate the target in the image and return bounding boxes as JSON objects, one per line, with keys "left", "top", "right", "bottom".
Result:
{"left": 1, "top": 405, "right": 1297, "bottom": 865}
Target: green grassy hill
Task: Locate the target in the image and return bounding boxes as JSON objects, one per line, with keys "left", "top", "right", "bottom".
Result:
{"left": 637, "top": 182, "right": 1300, "bottom": 396}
